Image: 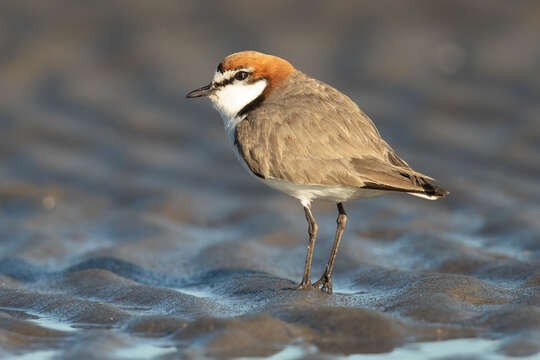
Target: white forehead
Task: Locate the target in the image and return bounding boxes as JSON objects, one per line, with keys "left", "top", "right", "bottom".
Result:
{"left": 212, "top": 67, "right": 253, "bottom": 83}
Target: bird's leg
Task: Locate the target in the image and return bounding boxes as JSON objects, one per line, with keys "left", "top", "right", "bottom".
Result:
{"left": 296, "top": 206, "right": 318, "bottom": 290}
{"left": 313, "top": 202, "right": 347, "bottom": 294}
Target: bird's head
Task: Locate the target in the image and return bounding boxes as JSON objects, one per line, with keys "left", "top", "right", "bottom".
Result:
{"left": 186, "top": 51, "right": 295, "bottom": 118}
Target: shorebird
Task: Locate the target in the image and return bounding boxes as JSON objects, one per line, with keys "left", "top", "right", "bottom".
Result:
{"left": 187, "top": 51, "right": 448, "bottom": 294}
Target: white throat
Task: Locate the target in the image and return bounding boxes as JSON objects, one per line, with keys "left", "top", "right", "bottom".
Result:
{"left": 209, "top": 76, "right": 267, "bottom": 144}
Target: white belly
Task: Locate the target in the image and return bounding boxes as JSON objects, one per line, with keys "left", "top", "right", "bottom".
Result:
{"left": 261, "top": 177, "right": 384, "bottom": 207}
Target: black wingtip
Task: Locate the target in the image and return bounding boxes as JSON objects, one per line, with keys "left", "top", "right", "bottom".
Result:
{"left": 421, "top": 181, "right": 449, "bottom": 198}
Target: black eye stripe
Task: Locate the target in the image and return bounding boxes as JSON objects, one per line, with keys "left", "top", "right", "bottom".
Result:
{"left": 217, "top": 62, "right": 223, "bottom": 73}
{"left": 214, "top": 71, "right": 252, "bottom": 88}
{"left": 214, "top": 77, "right": 235, "bottom": 88}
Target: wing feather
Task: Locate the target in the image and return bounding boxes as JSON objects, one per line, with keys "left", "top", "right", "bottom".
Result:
{"left": 235, "top": 71, "right": 447, "bottom": 197}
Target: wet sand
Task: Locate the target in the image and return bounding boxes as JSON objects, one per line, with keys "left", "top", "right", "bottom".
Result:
{"left": 1, "top": 1, "right": 540, "bottom": 359}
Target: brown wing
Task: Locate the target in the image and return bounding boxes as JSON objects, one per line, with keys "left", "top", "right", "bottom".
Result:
{"left": 235, "top": 71, "right": 447, "bottom": 197}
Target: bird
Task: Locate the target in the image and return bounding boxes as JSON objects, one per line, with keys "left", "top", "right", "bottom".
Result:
{"left": 186, "top": 51, "right": 448, "bottom": 294}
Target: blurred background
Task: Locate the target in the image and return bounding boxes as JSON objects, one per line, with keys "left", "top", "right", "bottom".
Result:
{"left": 1, "top": 1, "right": 540, "bottom": 358}
{"left": 1, "top": 1, "right": 539, "bottom": 213}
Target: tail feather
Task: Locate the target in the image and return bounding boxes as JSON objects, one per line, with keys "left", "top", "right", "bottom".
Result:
{"left": 408, "top": 192, "right": 439, "bottom": 200}
{"left": 408, "top": 177, "right": 449, "bottom": 200}
{"left": 354, "top": 154, "right": 449, "bottom": 200}
{"left": 386, "top": 150, "right": 448, "bottom": 200}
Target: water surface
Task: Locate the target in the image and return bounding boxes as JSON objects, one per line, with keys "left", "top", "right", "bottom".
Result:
{"left": 1, "top": 1, "right": 539, "bottom": 358}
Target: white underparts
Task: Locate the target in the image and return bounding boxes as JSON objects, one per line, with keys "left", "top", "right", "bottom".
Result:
{"left": 209, "top": 78, "right": 267, "bottom": 145}
{"left": 263, "top": 178, "right": 438, "bottom": 206}
{"left": 262, "top": 178, "right": 384, "bottom": 207}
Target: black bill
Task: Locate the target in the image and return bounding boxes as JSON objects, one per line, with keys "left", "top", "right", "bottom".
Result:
{"left": 186, "top": 84, "right": 213, "bottom": 98}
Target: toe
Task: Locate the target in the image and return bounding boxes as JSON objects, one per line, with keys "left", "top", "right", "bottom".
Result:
{"left": 295, "top": 281, "right": 313, "bottom": 290}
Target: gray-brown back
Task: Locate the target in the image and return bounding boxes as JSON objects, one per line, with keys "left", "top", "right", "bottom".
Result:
{"left": 235, "top": 71, "right": 447, "bottom": 196}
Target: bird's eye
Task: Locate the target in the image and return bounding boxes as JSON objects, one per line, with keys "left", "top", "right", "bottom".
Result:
{"left": 234, "top": 71, "right": 249, "bottom": 81}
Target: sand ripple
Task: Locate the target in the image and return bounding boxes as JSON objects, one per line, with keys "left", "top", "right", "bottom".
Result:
{"left": 1, "top": 1, "right": 540, "bottom": 358}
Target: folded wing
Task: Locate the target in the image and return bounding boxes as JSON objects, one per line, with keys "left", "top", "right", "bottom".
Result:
{"left": 235, "top": 71, "right": 448, "bottom": 198}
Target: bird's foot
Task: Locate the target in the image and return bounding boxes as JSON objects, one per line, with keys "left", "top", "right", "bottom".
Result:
{"left": 295, "top": 278, "right": 313, "bottom": 290}
{"left": 313, "top": 272, "right": 332, "bottom": 294}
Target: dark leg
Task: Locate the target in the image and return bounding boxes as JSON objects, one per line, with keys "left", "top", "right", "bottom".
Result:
{"left": 313, "top": 202, "right": 347, "bottom": 294}
{"left": 296, "top": 206, "right": 318, "bottom": 289}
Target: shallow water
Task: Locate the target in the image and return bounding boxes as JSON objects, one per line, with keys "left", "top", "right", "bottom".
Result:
{"left": 241, "top": 339, "right": 540, "bottom": 360}
{"left": 1, "top": 1, "right": 540, "bottom": 359}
